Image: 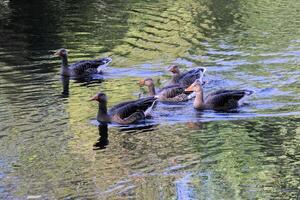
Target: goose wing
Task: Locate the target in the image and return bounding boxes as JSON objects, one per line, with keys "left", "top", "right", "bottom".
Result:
{"left": 157, "top": 84, "right": 185, "bottom": 98}
{"left": 206, "top": 90, "right": 253, "bottom": 110}
{"left": 70, "top": 57, "right": 112, "bottom": 75}
{"left": 111, "top": 111, "right": 145, "bottom": 124}
{"left": 109, "top": 97, "right": 156, "bottom": 119}
{"left": 178, "top": 68, "right": 205, "bottom": 88}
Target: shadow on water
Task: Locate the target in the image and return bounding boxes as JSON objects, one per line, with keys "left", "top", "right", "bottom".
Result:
{"left": 93, "top": 123, "right": 109, "bottom": 150}
{"left": 1, "top": 0, "right": 300, "bottom": 199}
{"left": 60, "top": 74, "right": 104, "bottom": 97}
{"left": 61, "top": 75, "right": 70, "bottom": 97}
{"left": 93, "top": 122, "right": 159, "bottom": 150}
{"left": 118, "top": 123, "right": 159, "bottom": 134}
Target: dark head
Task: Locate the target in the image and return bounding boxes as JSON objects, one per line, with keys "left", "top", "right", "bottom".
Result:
{"left": 168, "top": 65, "right": 180, "bottom": 74}
{"left": 54, "top": 48, "right": 68, "bottom": 57}
{"left": 90, "top": 92, "right": 108, "bottom": 103}
{"left": 139, "top": 78, "right": 154, "bottom": 87}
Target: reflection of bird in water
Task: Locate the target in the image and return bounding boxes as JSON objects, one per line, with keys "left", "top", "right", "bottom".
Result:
{"left": 93, "top": 123, "right": 109, "bottom": 150}
{"left": 90, "top": 92, "right": 157, "bottom": 124}
{"left": 186, "top": 112, "right": 204, "bottom": 129}
{"left": 93, "top": 123, "right": 158, "bottom": 150}
{"left": 61, "top": 75, "right": 70, "bottom": 97}
{"left": 54, "top": 48, "right": 112, "bottom": 79}
{"left": 186, "top": 121, "right": 204, "bottom": 129}
{"left": 60, "top": 74, "right": 104, "bottom": 97}
{"left": 119, "top": 124, "right": 158, "bottom": 133}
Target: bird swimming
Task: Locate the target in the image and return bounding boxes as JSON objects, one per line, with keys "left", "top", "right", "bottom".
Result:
{"left": 54, "top": 48, "right": 112, "bottom": 79}
{"left": 185, "top": 72, "right": 253, "bottom": 111}
{"left": 90, "top": 92, "right": 157, "bottom": 124}
{"left": 167, "top": 65, "right": 206, "bottom": 88}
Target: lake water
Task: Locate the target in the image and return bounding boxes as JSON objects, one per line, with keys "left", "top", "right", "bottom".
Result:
{"left": 0, "top": 0, "right": 300, "bottom": 199}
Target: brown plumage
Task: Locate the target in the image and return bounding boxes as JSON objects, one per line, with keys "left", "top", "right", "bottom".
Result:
{"left": 139, "top": 78, "right": 189, "bottom": 102}
{"left": 168, "top": 65, "right": 206, "bottom": 88}
{"left": 185, "top": 80, "right": 253, "bottom": 111}
{"left": 90, "top": 93, "right": 157, "bottom": 124}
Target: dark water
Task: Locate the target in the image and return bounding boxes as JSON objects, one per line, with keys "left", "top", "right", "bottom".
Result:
{"left": 0, "top": 0, "right": 300, "bottom": 199}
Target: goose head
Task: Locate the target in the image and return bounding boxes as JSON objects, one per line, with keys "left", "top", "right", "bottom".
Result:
{"left": 90, "top": 92, "right": 108, "bottom": 103}
{"left": 168, "top": 65, "right": 180, "bottom": 74}
{"left": 139, "top": 78, "right": 154, "bottom": 87}
{"left": 54, "top": 48, "right": 68, "bottom": 57}
{"left": 185, "top": 79, "right": 203, "bottom": 92}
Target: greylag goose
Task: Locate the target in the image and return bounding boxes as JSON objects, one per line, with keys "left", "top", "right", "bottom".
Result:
{"left": 168, "top": 65, "right": 206, "bottom": 88}
{"left": 90, "top": 93, "right": 157, "bottom": 124}
{"left": 139, "top": 78, "right": 190, "bottom": 102}
{"left": 185, "top": 79, "right": 253, "bottom": 111}
{"left": 54, "top": 48, "right": 112, "bottom": 78}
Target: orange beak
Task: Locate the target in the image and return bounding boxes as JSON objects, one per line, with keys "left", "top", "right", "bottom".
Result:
{"left": 54, "top": 50, "right": 60, "bottom": 56}
{"left": 90, "top": 94, "right": 99, "bottom": 101}
{"left": 185, "top": 84, "right": 194, "bottom": 92}
{"left": 139, "top": 79, "right": 145, "bottom": 86}
{"left": 168, "top": 66, "right": 176, "bottom": 73}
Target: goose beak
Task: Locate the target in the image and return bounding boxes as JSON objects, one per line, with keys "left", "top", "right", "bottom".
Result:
{"left": 168, "top": 67, "right": 175, "bottom": 73}
{"left": 139, "top": 79, "right": 145, "bottom": 86}
{"left": 185, "top": 85, "right": 194, "bottom": 92}
{"left": 90, "top": 95, "right": 98, "bottom": 101}
{"left": 54, "top": 50, "right": 60, "bottom": 56}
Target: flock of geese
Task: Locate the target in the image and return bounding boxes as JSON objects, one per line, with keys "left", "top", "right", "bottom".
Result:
{"left": 55, "top": 48, "right": 253, "bottom": 125}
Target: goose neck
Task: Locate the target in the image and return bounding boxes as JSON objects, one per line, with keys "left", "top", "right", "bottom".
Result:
{"left": 194, "top": 91, "right": 204, "bottom": 109}
{"left": 97, "top": 102, "right": 111, "bottom": 122}
{"left": 148, "top": 84, "right": 156, "bottom": 96}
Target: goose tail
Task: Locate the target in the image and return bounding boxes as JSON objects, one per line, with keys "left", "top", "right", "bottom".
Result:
{"left": 244, "top": 90, "right": 254, "bottom": 96}
{"left": 96, "top": 57, "right": 112, "bottom": 73}
{"left": 200, "top": 67, "right": 206, "bottom": 75}
{"left": 144, "top": 99, "right": 158, "bottom": 117}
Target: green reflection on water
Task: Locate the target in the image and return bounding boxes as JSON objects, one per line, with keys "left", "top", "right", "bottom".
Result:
{"left": 0, "top": 0, "right": 299, "bottom": 199}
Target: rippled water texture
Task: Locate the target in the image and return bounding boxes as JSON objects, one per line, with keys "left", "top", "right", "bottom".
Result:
{"left": 0, "top": 0, "right": 300, "bottom": 199}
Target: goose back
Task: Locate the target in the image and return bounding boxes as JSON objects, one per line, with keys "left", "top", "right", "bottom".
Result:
{"left": 109, "top": 97, "right": 156, "bottom": 119}
{"left": 70, "top": 57, "right": 112, "bottom": 76}
{"left": 205, "top": 90, "right": 253, "bottom": 110}
{"left": 157, "top": 84, "right": 185, "bottom": 99}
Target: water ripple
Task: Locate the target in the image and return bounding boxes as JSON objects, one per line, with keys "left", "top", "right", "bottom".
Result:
{"left": 0, "top": 0, "right": 300, "bottom": 199}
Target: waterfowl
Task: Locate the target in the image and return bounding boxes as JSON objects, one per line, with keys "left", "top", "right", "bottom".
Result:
{"left": 139, "top": 78, "right": 189, "bottom": 102}
{"left": 168, "top": 65, "right": 206, "bottom": 88}
{"left": 90, "top": 92, "right": 157, "bottom": 124}
{"left": 54, "top": 48, "right": 112, "bottom": 78}
{"left": 185, "top": 79, "right": 253, "bottom": 111}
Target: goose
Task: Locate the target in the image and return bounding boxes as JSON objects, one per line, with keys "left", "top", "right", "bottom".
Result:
{"left": 168, "top": 65, "right": 206, "bottom": 88}
{"left": 54, "top": 48, "right": 112, "bottom": 78}
{"left": 185, "top": 79, "right": 253, "bottom": 111}
{"left": 90, "top": 92, "right": 157, "bottom": 124}
{"left": 139, "top": 78, "right": 190, "bottom": 102}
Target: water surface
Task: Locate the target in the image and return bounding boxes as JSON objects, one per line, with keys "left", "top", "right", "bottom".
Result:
{"left": 0, "top": 0, "right": 300, "bottom": 199}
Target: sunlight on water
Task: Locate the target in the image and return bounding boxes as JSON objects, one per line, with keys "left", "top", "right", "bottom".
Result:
{"left": 0, "top": 0, "right": 299, "bottom": 199}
